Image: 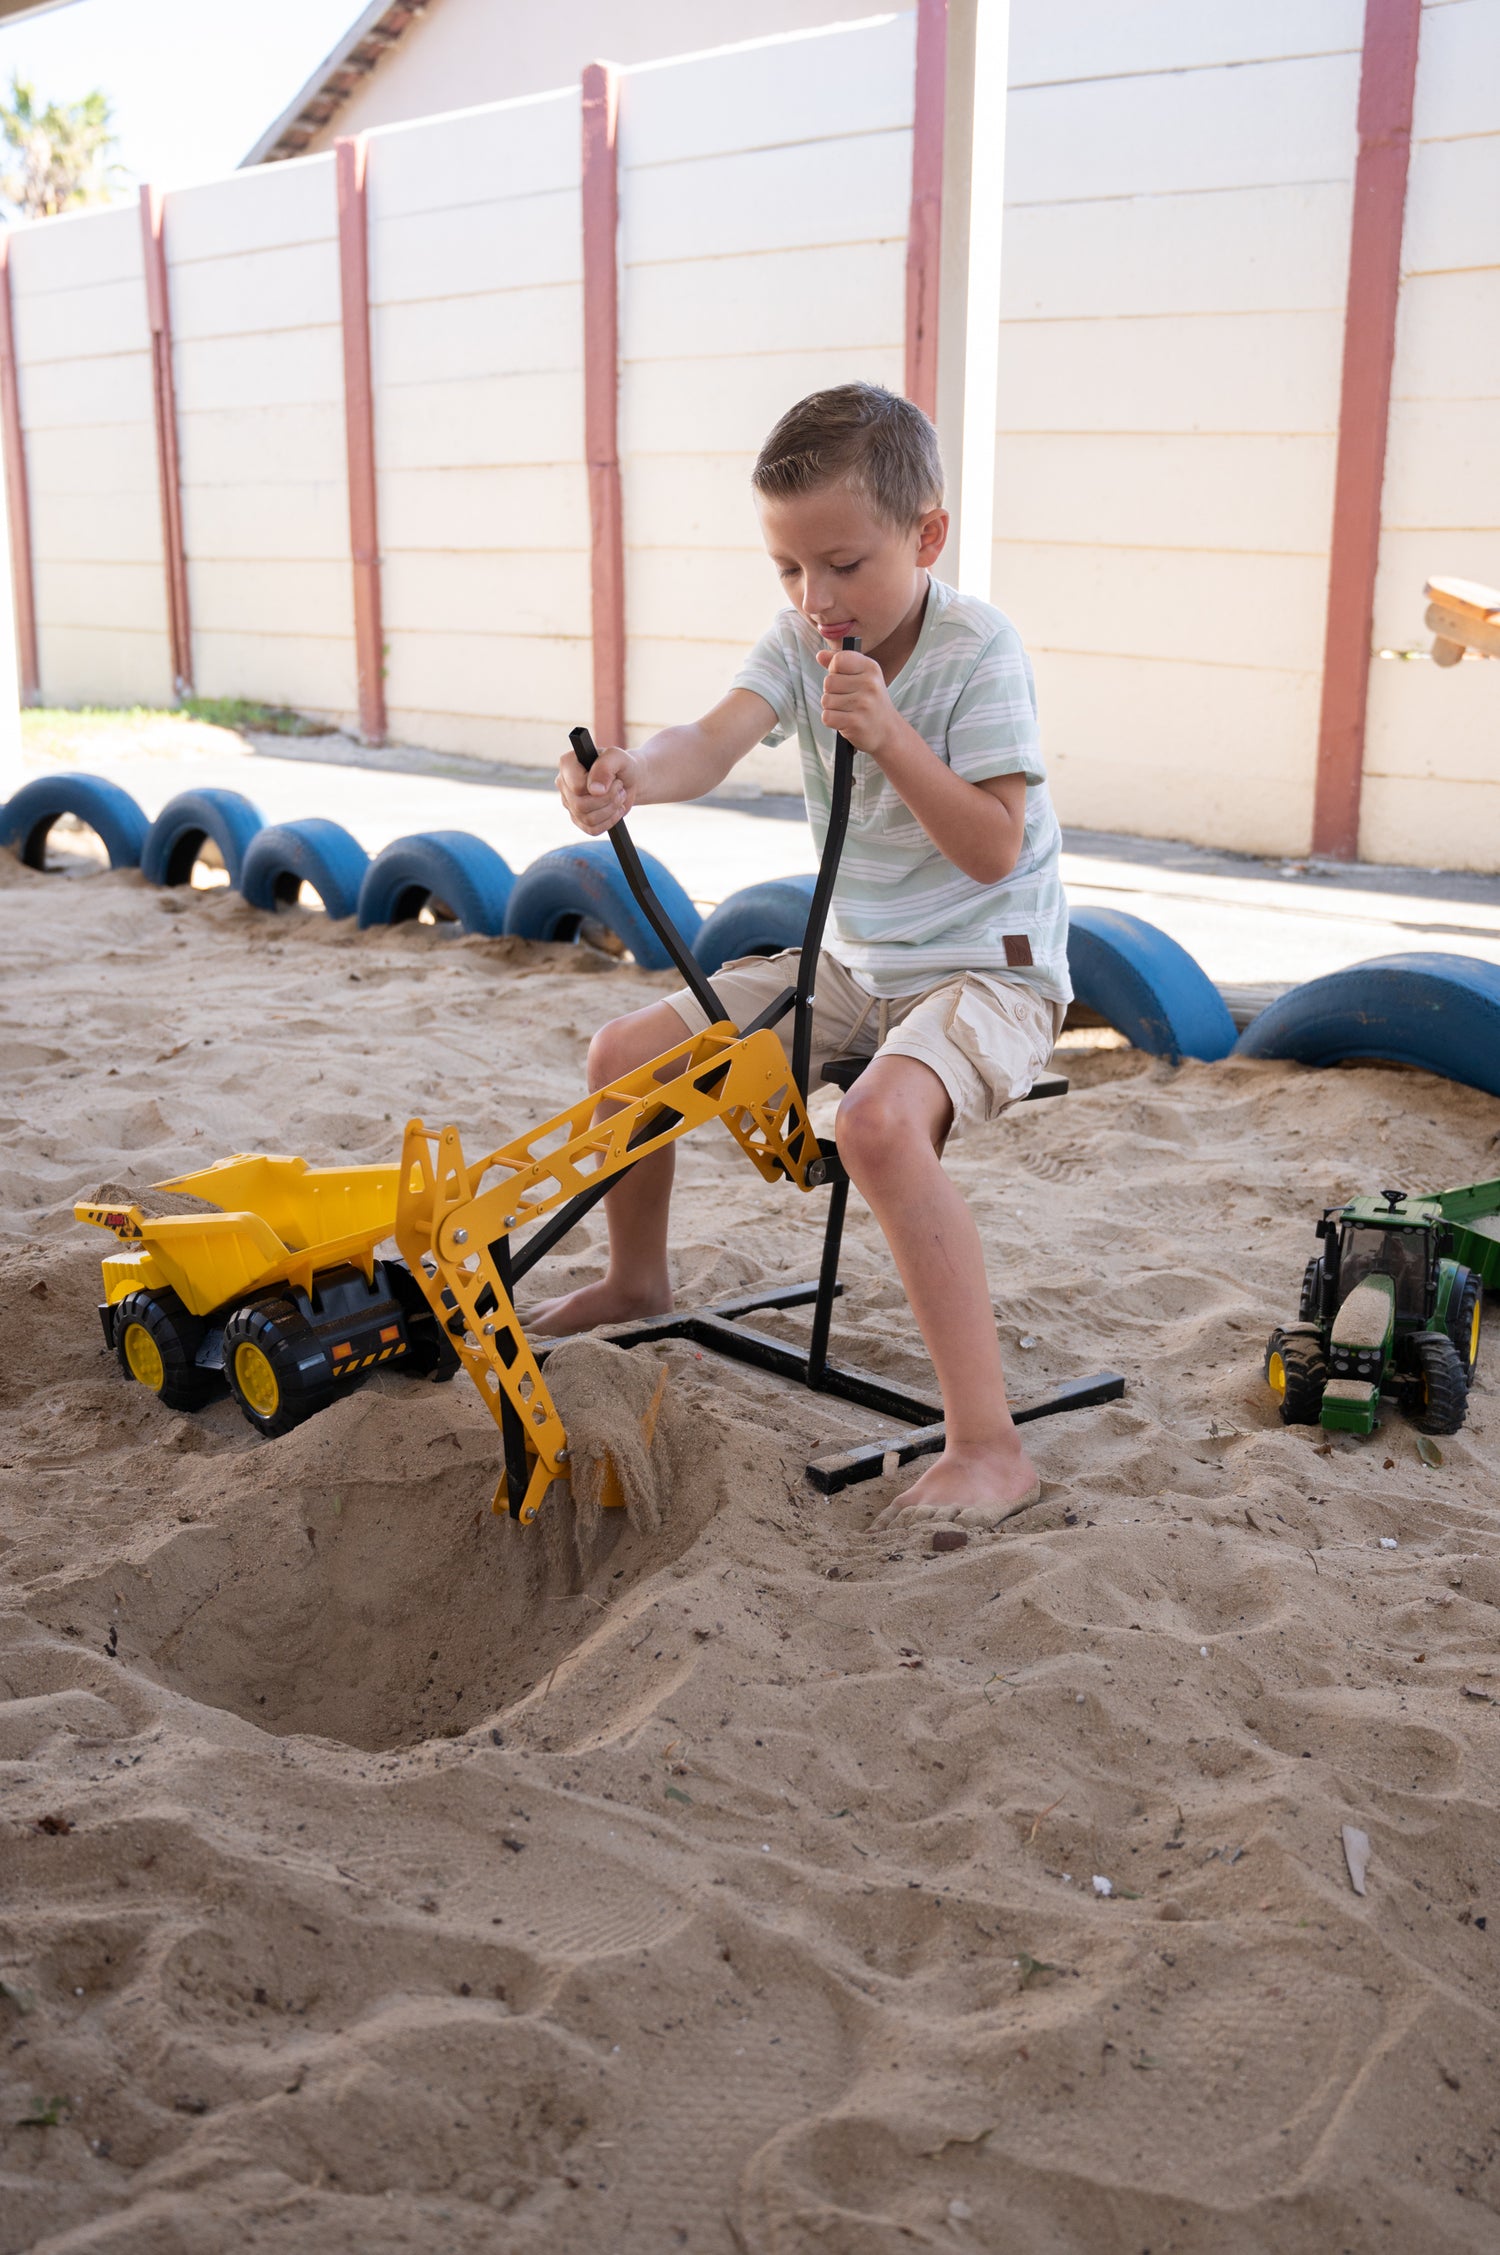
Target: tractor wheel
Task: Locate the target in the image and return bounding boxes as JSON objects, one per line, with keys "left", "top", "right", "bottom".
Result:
{"left": 113, "top": 1289, "right": 219, "bottom": 1412}
{"left": 1410, "top": 1332, "right": 1468, "bottom": 1437}
{"left": 223, "top": 1297, "right": 342, "bottom": 1438}
{"left": 1447, "top": 1269, "right": 1482, "bottom": 1388}
{"left": 1298, "top": 1257, "right": 1326, "bottom": 1323}
{"left": 1265, "top": 1330, "right": 1327, "bottom": 1425}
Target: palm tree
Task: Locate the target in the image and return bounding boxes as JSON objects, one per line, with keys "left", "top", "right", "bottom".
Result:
{"left": 0, "top": 73, "right": 126, "bottom": 220}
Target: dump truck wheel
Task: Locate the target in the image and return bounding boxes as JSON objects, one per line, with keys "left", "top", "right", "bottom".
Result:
{"left": 1298, "top": 1257, "right": 1326, "bottom": 1323}
{"left": 1447, "top": 1270, "right": 1482, "bottom": 1387}
{"left": 113, "top": 1289, "right": 218, "bottom": 1411}
{"left": 223, "top": 1297, "right": 340, "bottom": 1437}
{"left": 1265, "top": 1330, "right": 1326, "bottom": 1425}
{"left": 1411, "top": 1331, "right": 1468, "bottom": 1437}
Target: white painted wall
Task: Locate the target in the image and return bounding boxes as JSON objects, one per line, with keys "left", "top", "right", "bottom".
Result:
{"left": 5, "top": 4, "right": 1497, "bottom": 870}
{"left": 1361, "top": 0, "right": 1500, "bottom": 871}
{"left": 367, "top": 88, "right": 589, "bottom": 763}
{"left": 993, "top": 0, "right": 1364, "bottom": 857}
{"left": 618, "top": 12, "right": 913, "bottom": 783}
{"left": 167, "top": 154, "right": 356, "bottom": 725}
{"left": 296, "top": 0, "right": 885, "bottom": 150}
{"left": 8, "top": 201, "right": 173, "bottom": 707}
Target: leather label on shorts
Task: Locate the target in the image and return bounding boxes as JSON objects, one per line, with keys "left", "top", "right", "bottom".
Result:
{"left": 1003, "top": 934, "right": 1034, "bottom": 969}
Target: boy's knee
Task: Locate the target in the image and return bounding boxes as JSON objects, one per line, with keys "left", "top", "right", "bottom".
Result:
{"left": 834, "top": 1081, "right": 927, "bottom": 1171}
{"left": 588, "top": 1004, "right": 686, "bottom": 1089}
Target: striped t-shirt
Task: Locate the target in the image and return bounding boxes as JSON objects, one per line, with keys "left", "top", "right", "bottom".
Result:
{"left": 732, "top": 576, "right": 1072, "bottom": 1004}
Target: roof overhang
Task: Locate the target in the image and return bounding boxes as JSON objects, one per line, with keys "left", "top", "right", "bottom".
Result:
{"left": 240, "top": 0, "right": 429, "bottom": 167}
{"left": 0, "top": 1, "right": 84, "bottom": 20}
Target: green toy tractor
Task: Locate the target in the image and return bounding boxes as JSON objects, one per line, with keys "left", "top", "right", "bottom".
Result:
{"left": 1265, "top": 1180, "right": 1500, "bottom": 1438}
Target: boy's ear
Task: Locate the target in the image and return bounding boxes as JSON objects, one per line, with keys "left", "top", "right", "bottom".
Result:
{"left": 916, "top": 507, "right": 949, "bottom": 568}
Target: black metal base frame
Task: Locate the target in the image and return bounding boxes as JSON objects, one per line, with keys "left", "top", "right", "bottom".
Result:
{"left": 533, "top": 1167, "right": 1124, "bottom": 1496}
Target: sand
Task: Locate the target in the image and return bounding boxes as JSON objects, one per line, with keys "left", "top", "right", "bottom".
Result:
{"left": 2, "top": 855, "right": 1498, "bottom": 2254}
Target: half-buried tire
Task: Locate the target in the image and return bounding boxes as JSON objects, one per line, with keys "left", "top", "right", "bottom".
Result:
{"left": 693, "top": 874, "right": 817, "bottom": 976}
{"left": 240, "top": 818, "right": 370, "bottom": 920}
{"left": 356, "top": 830, "right": 514, "bottom": 935}
{"left": 1234, "top": 952, "right": 1500, "bottom": 1101}
{"left": 141, "top": 787, "right": 264, "bottom": 890}
{"left": 504, "top": 837, "right": 702, "bottom": 969}
{"left": 1, "top": 772, "right": 150, "bottom": 871}
{"left": 1067, "top": 905, "right": 1237, "bottom": 1062}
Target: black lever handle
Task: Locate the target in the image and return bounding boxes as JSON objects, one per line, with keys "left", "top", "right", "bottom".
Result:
{"left": 789, "top": 635, "right": 859, "bottom": 1124}
{"left": 568, "top": 726, "right": 728, "bottom": 1025}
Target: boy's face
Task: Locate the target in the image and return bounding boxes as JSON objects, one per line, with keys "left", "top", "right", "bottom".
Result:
{"left": 756, "top": 483, "right": 948, "bottom": 658}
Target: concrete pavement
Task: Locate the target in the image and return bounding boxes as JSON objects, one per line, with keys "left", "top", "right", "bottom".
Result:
{"left": 10, "top": 720, "right": 1500, "bottom": 993}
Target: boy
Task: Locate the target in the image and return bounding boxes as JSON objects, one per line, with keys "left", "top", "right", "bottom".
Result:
{"left": 539, "top": 383, "right": 1070, "bottom": 1527}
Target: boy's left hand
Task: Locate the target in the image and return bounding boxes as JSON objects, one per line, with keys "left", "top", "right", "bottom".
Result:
{"left": 817, "top": 645, "right": 897, "bottom": 759}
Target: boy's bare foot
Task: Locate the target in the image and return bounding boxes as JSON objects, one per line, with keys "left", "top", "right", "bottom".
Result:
{"left": 870, "top": 1440, "right": 1042, "bottom": 1531}
{"left": 528, "top": 1277, "right": 673, "bottom": 1338}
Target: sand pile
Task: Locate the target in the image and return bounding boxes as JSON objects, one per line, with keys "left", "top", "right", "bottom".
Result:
{"left": 1, "top": 856, "right": 1498, "bottom": 2252}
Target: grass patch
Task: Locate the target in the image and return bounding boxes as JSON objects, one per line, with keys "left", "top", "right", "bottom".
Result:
{"left": 180, "top": 697, "right": 334, "bottom": 737}
{"left": 21, "top": 699, "right": 336, "bottom": 761}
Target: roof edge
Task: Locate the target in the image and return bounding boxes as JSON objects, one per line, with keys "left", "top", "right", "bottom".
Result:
{"left": 240, "top": 0, "right": 429, "bottom": 168}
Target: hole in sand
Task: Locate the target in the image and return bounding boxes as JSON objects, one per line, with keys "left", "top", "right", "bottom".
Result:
{"left": 58, "top": 1348, "right": 757, "bottom": 1755}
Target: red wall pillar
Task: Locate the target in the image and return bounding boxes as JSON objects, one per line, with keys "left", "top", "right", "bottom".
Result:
{"left": 1312, "top": 0, "right": 1423, "bottom": 860}
{"left": 0, "top": 231, "right": 38, "bottom": 704}
{"left": 336, "top": 134, "right": 387, "bottom": 745}
{"left": 905, "top": 0, "right": 947, "bottom": 418}
{"left": 140, "top": 185, "right": 194, "bottom": 698}
{"left": 581, "top": 60, "right": 625, "bottom": 750}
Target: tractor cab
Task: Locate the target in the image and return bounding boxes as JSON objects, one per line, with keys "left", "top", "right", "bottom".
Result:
{"left": 1316, "top": 1189, "right": 1444, "bottom": 1329}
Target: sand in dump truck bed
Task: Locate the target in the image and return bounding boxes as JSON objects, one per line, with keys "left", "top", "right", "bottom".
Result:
{"left": 1, "top": 855, "right": 1498, "bottom": 2254}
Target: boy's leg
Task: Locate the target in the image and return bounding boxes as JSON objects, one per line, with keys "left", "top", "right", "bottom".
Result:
{"left": 528, "top": 999, "right": 696, "bottom": 1335}
{"left": 833, "top": 1053, "right": 1040, "bottom": 1521}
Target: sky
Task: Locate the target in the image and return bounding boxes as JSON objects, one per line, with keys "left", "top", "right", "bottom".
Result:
{"left": 0, "top": 0, "right": 369, "bottom": 190}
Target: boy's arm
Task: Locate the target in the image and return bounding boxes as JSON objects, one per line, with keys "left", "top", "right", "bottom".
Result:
{"left": 817, "top": 647, "right": 1026, "bottom": 885}
{"left": 558, "top": 688, "right": 777, "bottom": 835}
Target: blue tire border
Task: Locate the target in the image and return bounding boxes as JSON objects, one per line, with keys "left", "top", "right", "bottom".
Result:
{"left": 503, "top": 836, "right": 702, "bottom": 970}
{"left": 1234, "top": 951, "right": 1500, "bottom": 1099}
{"left": 355, "top": 829, "right": 515, "bottom": 935}
{"left": 692, "top": 874, "right": 818, "bottom": 977}
{"left": 239, "top": 818, "right": 371, "bottom": 921}
{"left": 1067, "top": 904, "right": 1237, "bottom": 1062}
{"left": 141, "top": 788, "right": 265, "bottom": 890}
{"left": 1, "top": 772, "right": 151, "bottom": 871}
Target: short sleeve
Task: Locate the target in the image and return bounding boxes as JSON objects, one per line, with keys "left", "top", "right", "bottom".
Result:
{"left": 731, "top": 616, "right": 800, "bottom": 747}
{"left": 944, "top": 624, "right": 1045, "bottom": 786}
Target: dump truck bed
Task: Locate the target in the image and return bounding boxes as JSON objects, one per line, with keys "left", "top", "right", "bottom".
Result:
{"left": 76, "top": 1154, "right": 401, "bottom": 1318}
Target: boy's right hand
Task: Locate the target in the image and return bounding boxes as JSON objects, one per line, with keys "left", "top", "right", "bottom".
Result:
{"left": 557, "top": 743, "right": 639, "bottom": 834}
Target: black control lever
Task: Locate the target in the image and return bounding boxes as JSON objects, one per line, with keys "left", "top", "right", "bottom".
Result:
{"left": 790, "top": 635, "right": 859, "bottom": 1118}
{"left": 568, "top": 726, "right": 728, "bottom": 1026}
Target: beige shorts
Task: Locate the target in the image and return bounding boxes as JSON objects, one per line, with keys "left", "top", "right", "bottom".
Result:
{"left": 665, "top": 949, "right": 1065, "bottom": 1136}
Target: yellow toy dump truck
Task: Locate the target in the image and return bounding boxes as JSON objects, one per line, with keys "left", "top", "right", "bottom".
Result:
{"left": 77, "top": 1153, "right": 455, "bottom": 1437}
